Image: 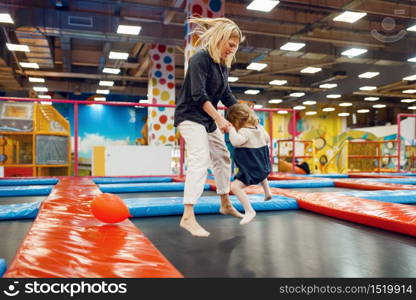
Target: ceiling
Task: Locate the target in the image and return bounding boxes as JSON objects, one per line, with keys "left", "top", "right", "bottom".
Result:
{"left": 1, "top": 0, "right": 416, "bottom": 127}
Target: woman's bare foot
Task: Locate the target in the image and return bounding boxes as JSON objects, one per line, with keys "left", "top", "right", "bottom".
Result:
{"left": 220, "top": 204, "right": 244, "bottom": 218}
{"left": 180, "top": 218, "right": 210, "bottom": 237}
{"left": 240, "top": 210, "right": 256, "bottom": 225}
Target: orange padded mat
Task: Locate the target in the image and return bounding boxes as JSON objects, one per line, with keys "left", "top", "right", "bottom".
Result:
{"left": 4, "top": 177, "right": 183, "bottom": 278}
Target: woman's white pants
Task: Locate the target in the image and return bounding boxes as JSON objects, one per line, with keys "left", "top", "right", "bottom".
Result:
{"left": 178, "top": 120, "right": 231, "bottom": 205}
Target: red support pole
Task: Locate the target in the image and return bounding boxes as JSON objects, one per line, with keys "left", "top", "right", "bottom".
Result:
{"left": 74, "top": 103, "right": 79, "bottom": 177}
{"left": 397, "top": 113, "right": 401, "bottom": 172}
{"left": 291, "top": 110, "right": 296, "bottom": 172}
{"left": 269, "top": 111, "right": 274, "bottom": 174}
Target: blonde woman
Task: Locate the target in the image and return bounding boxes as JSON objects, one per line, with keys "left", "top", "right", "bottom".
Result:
{"left": 226, "top": 103, "right": 272, "bottom": 225}
{"left": 174, "top": 17, "right": 245, "bottom": 237}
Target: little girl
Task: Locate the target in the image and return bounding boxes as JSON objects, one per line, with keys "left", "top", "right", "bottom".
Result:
{"left": 226, "top": 103, "right": 272, "bottom": 225}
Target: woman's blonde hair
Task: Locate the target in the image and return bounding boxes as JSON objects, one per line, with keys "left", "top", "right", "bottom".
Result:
{"left": 226, "top": 103, "right": 259, "bottom": 130}
{"left": 188, "top": 17, "right": 245, "bottom": 67}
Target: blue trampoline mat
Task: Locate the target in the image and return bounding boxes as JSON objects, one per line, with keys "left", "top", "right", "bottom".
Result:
{"left": 0, "top": 258, "right": 6, "bottom": 278}
{"left": 0, "top": 185, "right": 52, "bottom": 197}
{"left": 125, "top": 194, "right": 298, "bottom": 217}
{"left": 0, "top": 201, "right": 40, "bottom": 220}
{"left": 269, "top": 180, "right": 334, "bottom": 188}
{"left": 0, "top": 178, "right": 58, "bottom": 186}
{"left": 99, "top": 182, "right": 211, "bottom": 193}
{"left": 93, "top": 177, "right": 172, "bottom": 184}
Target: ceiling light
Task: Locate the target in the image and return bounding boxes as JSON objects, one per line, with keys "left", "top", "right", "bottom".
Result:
{"left": 322, "top": 107, "right": 335, "bottom": 112}
{"left": 358, "top": 72, "right": 379, "bottom": 79}
{"left": 94, "top": 97, "right": 106, "bottom": 101}
{"left": 33, "top": 87, "right": 48, "bottom": 92}
{"left": 319, "top": 83, "right": 337, "bottom": 89}
{"left": 278, "top": 110, "right": 288, "bottom": 114}
{"left": 0, "top": 13, "right": 13, "bottom": 24}
{"left": 359, "top": 86, "right": 377, "bottom": 91}
{"left": 403, "top": 89, "right": 416, "bottom": 94}
{"left": 407, "top": 24, "right": 416, "bottom": 32}
{"left": 40, "top": 101, "right": 52, "bottom": 105}
{"left": 341, "top": 48, "right": 367, "bottom": 57}
{"left": 333, "top": 11, "right": 367, "bottom": 23}
{"left": 244, "top": 89, "right": 260, "bottom": 95}
{"left": 401, "top": 99, "right": 416, "bottom": 103}
{"left": 269, "top": 79, "right": 287, "bottom": 85}
{"left": 408, "top": 56, "right": 416, "bottom": 63}
{"left": 403, "top": 74, "right": 416, "bottom": 81}
{"left": 338, "top": 112, "right": 350, "bottom": 117}
{"left": 293, "top": 105, "right": 306, "bottom": 110}
{"left": 357, "top": 109, "right": 369, "bottom": 113}
{"left": 19, "top": 62, "right": 39, "bottom": 69}
{"left": 326, "top": 94, "right": 341, "bottom": 99}
{"left": 103, "top": 67, "right": 121, "bottom": 74}
{"left": 247, "top": 0, "right": 279, "bottom": 12}
{"left": 373, "top": 104, "right": 386, "bottom": 108}
{"left": 290, "top": 92, "right": 305, "bottom": 97}
{"left": 6, "top": 43, "right": 30, "bottom": 52}
{"left": 247, "top": 62, "right": 268, "bottom": 71}
{"left": 96, "top": 89, "right": 110, "bottom": 95}
{"left": 109, "top": 51, "right": 129, "bottom": 60}
{"left": 228, "top": 76, "right": 239, "bottom": 82}
{"left": 38, "top": 95, "right": 51, "bottom": 99}
{"left": 300, "top": 67, "right": 322, "bottom": 74}
{"left": 409, "top": 106, "right": 416, "bottom": 110}
{"left": 99, "top": 80, "right": 114, "bottom": 87}
{"left": 139, "top": 99, "right": 149, "bottom": 103}
{"left": 303, "top": 100, "right": 316, "bottom": 105}
{"left": 269, "top": 99, "right": 283, "bottom": 104}
{"left": 280, "top": 42, "right": 305, "bottom": 51}
{"left": 305, "top": 111, "right": 317, "bottom": 116}
{"left": 364, "top": 97, "right": 379, "bottom": 101}
{"left": 29, "top": 77, "right": 45, "bottom": 83}
{"left": 339, "top": 102, "right": 352, "bottom": 107}
{"left": 254, "top": 104, "right": 263, "bottom": 109}
{"left": 117, "top": 25, "right": 142, "bottom": 35}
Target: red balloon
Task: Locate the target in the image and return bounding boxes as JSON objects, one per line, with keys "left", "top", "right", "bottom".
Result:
{"left": 91, "top": 193, "right": 130, "bottom": 224}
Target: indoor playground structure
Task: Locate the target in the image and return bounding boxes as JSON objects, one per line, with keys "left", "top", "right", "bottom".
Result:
{"left": 0, "top": 97, "right": 415, "bottom": 279}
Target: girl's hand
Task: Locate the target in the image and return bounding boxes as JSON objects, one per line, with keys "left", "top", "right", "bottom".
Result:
{"left": 215, "top": 116, "right": 231, "bottom": 133}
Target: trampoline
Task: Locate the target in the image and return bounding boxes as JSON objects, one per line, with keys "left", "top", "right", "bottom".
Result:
{"left": 0, "top": 175, "right": 415, "bottom": 278}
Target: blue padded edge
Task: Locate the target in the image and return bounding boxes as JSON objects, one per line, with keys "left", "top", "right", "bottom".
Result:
{"left": 0, "top": 178, "right": 58, "bottom": 186}
{"left": 307, "top": 174, "right": 349, "bottom": 178}
{"left": 0, "top": 258, "right": 6, "bottom": 278}
{"left": 268, "top": 180, "right": 334, "bottom": 188}
{"left": 99, "top": 182, "right": 211, "bottom": 193}
{"left": 0, "top": 201, "right": 40, "bottom": 220}
{"left": 363, "top": 178, "right": 416, "bottom": 185}
{"left": 336, "top": 190, "right": 416, "bottom": 204}
{"left": 0, "top": 185, "right": 52, "bottom": 197}
{"left": 125, "top": 194, "right": 298, "bottom": 217}
{"left": 93, "top": 177, "right": 172, "bottom": 184}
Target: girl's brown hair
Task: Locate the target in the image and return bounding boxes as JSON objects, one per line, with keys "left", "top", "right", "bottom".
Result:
{"left": 226, "top": 103, "right": 259, "bottom": 130}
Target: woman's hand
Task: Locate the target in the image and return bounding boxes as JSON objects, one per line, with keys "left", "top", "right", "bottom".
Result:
{"left": 215, "top": 115, "right": 231, "bottom": 133}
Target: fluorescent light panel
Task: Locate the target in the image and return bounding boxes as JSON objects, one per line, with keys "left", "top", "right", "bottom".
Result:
{"left": 244, "top": 89, "right": 260, "bottom": 95}
{"left": 322, "top": 107, "right": 335, "bottom": 112}
{"left": 40, "top": 101, "right": 52, "bottom": 105}
{"left": 254, "top": 104, "right": 263, "bottom": 109}
{"left": 33, "top": 87, "right": 48, "bottom": 92}
{"left": 0, "top": 13, "right": 13, "bottom": 24}
{"left": 269, "top": 99, "right": 283, "bottom": 104}
{"left": 117, "top": 25, "right": 142, "bottom": 35}
{"left": 290, "top": 92, "right": 305, "bottom": 97}
{"left": 38, "top": 95, "right": 51, "bottom": 99}
{"left": 269, "top": 79, "right": 287, "bottom": 85}
{"left": 407, "top": 24, "right": 416, "bottom": 32}
{"left": 342, "top": 48, "right": 367, "bottom": 57}
{"left": 326, "top": 94, "right": 341, "bottom": 99}
{"left": 358, "top": 72, "right": 379, "bottom": 79}
{"left": 408, "top": 56, "right": 416, "bottom": 63}
{"left": 303, "top": 100, "right": 316, "bottom": 105}
{"left": 6, "top": 43, "right": 30, "bottom": 52}
{"left": 29, "top": 77, "right": 45, "bottom": 83}
{"left": 357, "top": 109, "right": 369, "bottom": 113}
{"left": 293, "top": 105, "right": 306, "bottom": 110}
{"left": 228, "top": 76, "right": 239, "bottom": 82}
{"left": 359, "top": 86, "right": 377, "bottom": 91}
{"left": 109, "top": 51, "right": 129, "bottom": 60}
{"left": 19, "top": 62, "right": 39, "bottom": 69}
{"left": 403, "top": 89, "right": 416, "bottom": 94}
{"left": 338, "top": 112, "right": 350, "bottom": 117}
{"left": 320, "top": 83, "right": 337, "bottom": 89}
{"left": 403, "top": 75, "right": 416, "bottom": 81}
{"left": 94, "top": 97, "right": 106, "bottom": 101}
{"left": 96, "top": 89, "right": 110, "bottom": 95}
{"left": 280, "top": 42, "right": 305, "bottom": 51}
{"left": 278, "top": 110, "right": 288, "bottom": 114}
{"left": 364, "top": 97, "right": 379, "bottom": 101}
{"left": 301, "top": 67, "right": 322, "bottom": 74}
{"left": 373, "top": 104, "right": 386, "bottom": 108}
{"left": 339, "top": 102, "right": 352, "bottom": 107}
{"left": 247, "top": 0, "right": 279, "bottom": 12}
{"left": 305, "top": 111, "right": 317, "bottom": 115}
{"left": 103, "top": 67, "right": 121, "bottom": 74}
{"left": 247, "top": 62, "right": 268, "bottom": 71}
{"left": 99, "top": 80, "right": 114, "bottom": 87}
{"left": 333, "top": 11, "right": 367, "bottom": 23}
{"left": 401, "top": 99, "right": 416, "bottom": 103}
